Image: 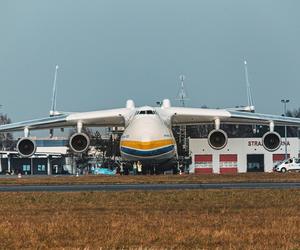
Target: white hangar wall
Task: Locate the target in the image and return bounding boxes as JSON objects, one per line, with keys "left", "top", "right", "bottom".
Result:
{"left": 189, "top": 138, "right": 300, "bottom": 174}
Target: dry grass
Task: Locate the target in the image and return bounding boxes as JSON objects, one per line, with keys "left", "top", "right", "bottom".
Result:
{"left": 0, "top": 190, "right": 299, "bottom": 249}
{"left": 0, "top": 172, "right": 300, "bottom": 185}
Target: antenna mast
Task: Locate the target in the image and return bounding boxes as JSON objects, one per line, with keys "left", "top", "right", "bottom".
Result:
{"left": 176, "top": 75, "right": 189, "bottom": 167}
{"left": 177, "top": 74, "right": 188, "bottom": 107}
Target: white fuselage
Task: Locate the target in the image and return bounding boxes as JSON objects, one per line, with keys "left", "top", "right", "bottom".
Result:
{"left": 120, "top": 109, "right": 177, "bottom": 162}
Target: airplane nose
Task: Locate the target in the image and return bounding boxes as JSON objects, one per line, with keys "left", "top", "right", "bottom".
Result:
{"left": 139, "top": 135, "right": 153, "bottom": 142}
{"left": 130, "top": 117, "right": 163, "bottom": 139}
{"left": 120, "top": 115, "right": 176, "bottom": 160}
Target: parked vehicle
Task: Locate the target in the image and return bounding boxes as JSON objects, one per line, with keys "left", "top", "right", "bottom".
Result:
{"left": 93, "top": 167, "right": 116, "bottom": 175}
{"left": 274, "top": 157, "right": 300, "bottom": 173}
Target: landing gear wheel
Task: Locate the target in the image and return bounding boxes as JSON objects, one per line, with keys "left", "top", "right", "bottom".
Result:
{"left": 172, "top": 165, "right": 179, "bottom": 175}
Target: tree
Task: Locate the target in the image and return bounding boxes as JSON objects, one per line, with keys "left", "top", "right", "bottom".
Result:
{"left": 286, "top": 108, "right": 300, "bottom": 137}
{"left": 0, "top": 114, "right": 14, "bottom": 150}
{"left": 286, "top": 108, "right": 300, "bottom": 118}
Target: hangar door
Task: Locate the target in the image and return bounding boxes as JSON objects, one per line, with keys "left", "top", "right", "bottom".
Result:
{"left": 247, "top": 154, "right": 264, "bottom": 172}
{"left": 219, "top": 154, "right": 238, "bottom": 174}
{"left": 194, "top": 155, "right": 213, "bottom": 174}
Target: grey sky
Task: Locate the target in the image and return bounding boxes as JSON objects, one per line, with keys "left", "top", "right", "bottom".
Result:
{"left": 1, "top": 0, "right": 300, "bottom": 123}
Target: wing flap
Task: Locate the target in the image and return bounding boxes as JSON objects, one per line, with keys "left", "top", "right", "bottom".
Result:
{"left": 228, "top": 111, "right": 300, "bottom": 126}
{"left": 166, "top": 107, "right": 300, "bottom": 127}
{"left": 167, "top": 107, "right": 231, "bottom": 125}
{"left": 66, "top": 108, "right": 128, "bottom": 127}
{"left": 0, "top": 108, "right": 130, "bottom": 133}
{"left": 0, "top": 114, "right": 70, "bottom": 132}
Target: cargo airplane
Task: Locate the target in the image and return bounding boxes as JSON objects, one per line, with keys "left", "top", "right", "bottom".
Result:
{"left": 1, "top": 98, "right": 300, "bottom": 171}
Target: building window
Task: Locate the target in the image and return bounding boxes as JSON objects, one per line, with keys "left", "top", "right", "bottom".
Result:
{"left": 22, "top": 165, "right": 30, "bottom": 172}
{"left": 38, "top": 165, "right": 46, "bottom": 172}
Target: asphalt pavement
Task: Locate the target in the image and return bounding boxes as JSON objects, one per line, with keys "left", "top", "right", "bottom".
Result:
{"left": 0, "top": 182, "right": 299, "bottom": 192}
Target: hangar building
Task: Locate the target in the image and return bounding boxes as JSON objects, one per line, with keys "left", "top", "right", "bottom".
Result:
{"left": 189, "top": 137, "right": 300, "bottom": 174}
{"left": 0, "top": 138, "right": 70, "bottom": 175}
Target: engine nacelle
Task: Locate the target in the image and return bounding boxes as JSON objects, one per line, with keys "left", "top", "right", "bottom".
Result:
{"left": 17, "top": 138, "right": 36, "bottom": 157}
{"left": 262, "top": 131, "right": 281, "bottom": 152}
{"left": 208, "top": 129, "right": 228, "bottom": 150}
{"left": 69, "top": 133, "right": 90, "bottom": 153}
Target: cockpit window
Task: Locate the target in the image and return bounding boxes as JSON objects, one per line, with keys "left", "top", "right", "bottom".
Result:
{"left": 138, "top": 110, "right": 156, "bottom": 115}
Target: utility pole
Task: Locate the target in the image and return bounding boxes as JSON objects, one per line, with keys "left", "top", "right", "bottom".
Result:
{"left": 281, "top": 99, "right": 290, "bottom": 160}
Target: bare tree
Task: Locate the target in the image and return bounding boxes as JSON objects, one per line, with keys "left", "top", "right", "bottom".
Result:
{"left": 286, "top": 108, "right": 300, "bottom": 137}
{"left": 0, "top": 114, "right": 14, "bottom": 150}
{"left": 286, "top": 108, "right": 300, "bottom": 118}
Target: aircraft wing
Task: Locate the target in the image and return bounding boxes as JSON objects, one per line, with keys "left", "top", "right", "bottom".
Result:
{"left": 0, "top": 108, "right": 131, "bottom": 133}
{"left": 167, "top": 107, "right": 300, "bottom": 126}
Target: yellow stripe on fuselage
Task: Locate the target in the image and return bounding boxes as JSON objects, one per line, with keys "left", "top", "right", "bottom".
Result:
{"left": 120, "top": 139, "right": 174, "bottom": 150}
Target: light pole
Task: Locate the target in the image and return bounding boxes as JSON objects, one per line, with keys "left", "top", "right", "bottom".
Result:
{"left": 281, "top": 99, "right": 290, "bottom": 159}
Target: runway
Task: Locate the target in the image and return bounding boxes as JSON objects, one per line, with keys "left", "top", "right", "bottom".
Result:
{"left": 0, "top": 182, "right": 300, "bottom": 192}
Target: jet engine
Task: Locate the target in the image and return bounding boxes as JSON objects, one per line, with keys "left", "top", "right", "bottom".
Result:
{"left": 208, "top": 129, "right": 228, "bottom": 150}
{"left": 69, "top": 133, "right": 90, "bottom": 153}
{"left": 262, "top": 131, "right": 281, "bottom": 152}
{"left": 17, "top": 138, "right": 36, "bottom": 157}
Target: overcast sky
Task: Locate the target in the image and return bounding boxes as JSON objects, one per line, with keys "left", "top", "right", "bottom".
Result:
{"left": 0, "top": 0, "right": 300, "bottom": 123}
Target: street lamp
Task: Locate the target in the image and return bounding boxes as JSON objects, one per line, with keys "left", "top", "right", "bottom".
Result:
{"left": 281, "top": 99, "right": 290, "bottom": 159}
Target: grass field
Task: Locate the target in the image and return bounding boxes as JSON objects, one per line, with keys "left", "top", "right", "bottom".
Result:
{"left": 0, "top": 172, "right": 300, "bottom": 185}
{"left": 0, "top": 190, "right": 299, "bottom": 249}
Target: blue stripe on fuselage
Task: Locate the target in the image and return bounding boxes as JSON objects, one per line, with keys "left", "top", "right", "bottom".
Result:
{"left": 121, "top": 145, "right": 175, "bottom": 157}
